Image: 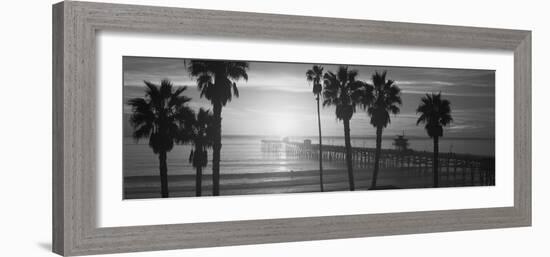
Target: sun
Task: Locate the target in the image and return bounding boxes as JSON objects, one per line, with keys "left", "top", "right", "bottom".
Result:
{"left": 271, "top": 114, "right": 294, "bottom": 137}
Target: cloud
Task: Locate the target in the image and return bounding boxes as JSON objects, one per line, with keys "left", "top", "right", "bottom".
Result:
{"left": 123, "top": 56, "right": 495, "bottom": 139}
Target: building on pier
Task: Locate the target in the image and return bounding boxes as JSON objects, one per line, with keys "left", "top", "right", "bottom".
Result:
{"left": 393, "top": 132, "right": 409, "bottom": 152}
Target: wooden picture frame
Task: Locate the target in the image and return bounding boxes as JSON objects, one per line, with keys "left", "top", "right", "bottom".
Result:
{"left": 52, "top": 1, "right": 531, "bottom": 256}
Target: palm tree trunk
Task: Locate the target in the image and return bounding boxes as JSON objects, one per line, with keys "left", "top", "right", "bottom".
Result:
{"left": 159, "top": 151, "right": 169, "bottom": 198}
{"left": 212, "top": 102, "right": 222, "bottom": 196}
{"left": 370, "top": 126, "right": 383, "bottom": 189}
{"left": 195, "top": 166, "right": 202, "bottom": 197}
{"left": 343, "top": 118, "right": 355, "bottom": 191}
{"left": 433, "top": 136, "right": 439, "bottom": 187}
{"left": 316, "top": 96, "right": 324, "bottom": 192}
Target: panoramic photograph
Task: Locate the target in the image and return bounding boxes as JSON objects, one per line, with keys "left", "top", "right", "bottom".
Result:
{"left": 122, "top": 56, "right": 495, "bottom": 199}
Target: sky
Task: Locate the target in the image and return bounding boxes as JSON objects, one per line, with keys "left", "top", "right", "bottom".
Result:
{"left": 123, "top": 56, "right": 495, "bottom": 139}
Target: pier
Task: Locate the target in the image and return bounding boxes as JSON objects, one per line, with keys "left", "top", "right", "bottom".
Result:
{"left": 261, "top": 139, "right": 495, "bottom": 187}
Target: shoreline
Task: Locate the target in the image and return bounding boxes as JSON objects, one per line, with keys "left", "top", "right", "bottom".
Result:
{"left": 124, "top": 167, "right": 493, "bottom": 199}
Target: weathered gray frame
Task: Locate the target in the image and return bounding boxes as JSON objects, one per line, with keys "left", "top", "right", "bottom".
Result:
{"left": 52, "top": 1, "right": 531, "bottom": 256}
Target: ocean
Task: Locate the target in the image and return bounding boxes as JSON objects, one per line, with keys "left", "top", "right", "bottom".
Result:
{"left": 123, "top": 135, "right": 494, "bottom": 177}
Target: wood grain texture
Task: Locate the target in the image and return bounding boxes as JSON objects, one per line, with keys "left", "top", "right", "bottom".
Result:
{"left": 514, "top": 32, "right": 532, "bottom": 224}
{"left": 52, "top": 1, "right": 532, "bottom": 256}
{"left": 52, "top": 2, "right": 65, "bottom": 255}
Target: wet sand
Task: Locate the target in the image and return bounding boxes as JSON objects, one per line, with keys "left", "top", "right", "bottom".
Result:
{"left": 124, "top": 167, "right": 488, "bottom": 199}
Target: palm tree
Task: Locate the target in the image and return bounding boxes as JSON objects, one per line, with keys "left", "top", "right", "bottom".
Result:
{"left": 306, "top": 65, "right": 325, "bottom": 192}
{"left": 365, "top": 71, "right": 402, "bottom": 189}
{"left": 127, "top": 79, "right": 192, "bottom": 198}
{"left": 322, "top": 66, "right": 364, "bottom": 191}
{"left": 187, "top": 60, "right": 249, "bottom": 196}
{"left": 416, "top": 93, "right": 453, "bottom": 188}
{"left": 180, "top": 108, "right": 214, "bottom": 197}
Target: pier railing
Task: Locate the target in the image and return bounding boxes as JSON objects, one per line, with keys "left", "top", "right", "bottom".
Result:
{"left": 261, "top": 139, "right": 495, "bottom": 186}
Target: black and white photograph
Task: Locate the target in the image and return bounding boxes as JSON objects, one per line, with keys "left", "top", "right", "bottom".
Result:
{"left": 1, "top": 0, "right": 541, "bottom": 256}
{"left": 123, "top": 56, "right": 495, "bottom": 199}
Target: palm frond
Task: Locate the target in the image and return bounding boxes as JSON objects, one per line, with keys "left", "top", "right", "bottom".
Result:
{"left": 321, "top": 67, "right": 364, "bottom": 121}
{"left": 416, "top": 93, "right": 453, "bottom": 138}
{"left": 232, "top": 82, "right": 239, "bottom": 98}
{"left": 364, "top": 71, "right": 402, "bottom": 128}
{"left": 127, "top": 79, "right": 195, "bottom": 153}
{"left": 188, "top": 60, "right": 249, "bottom": 105}
{"left": 306, "top": 70, "right": 315, "bottom": 82}
{"left": 306, "top": 65, "right": 324, "bottom": 87}
{"left": 227, "top": 61, "right": 249, "bottom": 81}
{"left": 159, "top": 79, "right": 174, "bottom": 98}
{"left": 168, "top": 86, "right": 191, "bottom": 107}
{"left": 336, "top": 66, "right": 349, "bottom": 84}
{"left": 132, "top": 123, "right": 153, "bottom": 140}
{"left": 196, "top": 74, "right": 213, "bottom": 91}
{"left": 347, "top": 69, "right": 358, "bottom": 82}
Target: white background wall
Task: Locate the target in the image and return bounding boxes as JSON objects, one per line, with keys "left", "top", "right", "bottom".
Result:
{"left": 0, "top": 0, "right": 547, "bottom": 256}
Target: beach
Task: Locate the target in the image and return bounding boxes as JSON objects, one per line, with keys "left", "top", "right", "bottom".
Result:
{"left": 124, "top": 167, "right": 489, "bottom": 199}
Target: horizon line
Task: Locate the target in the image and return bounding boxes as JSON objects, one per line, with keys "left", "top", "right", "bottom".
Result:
{"left": 123, "top": 134, "right": 495, "bottom": 141}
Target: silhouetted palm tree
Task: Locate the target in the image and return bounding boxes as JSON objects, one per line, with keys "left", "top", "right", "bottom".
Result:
{"left": 180, "top": 108, "right": 214, "bottom": 197}
{"left": 187, "top": 60, "right": 249, "bottom": 196}
{"left": 306, "top": 65, "right": 325, "bottom": 192}
{"left": 127, "top": 79, "right": 192, "bottom": 198}
{"left": 416, "top": 93, "right": 453, "bottom": 188}
{"left": 323, "top": 66, "right": 363, "bottom": 191}
{"left": 365, "top": 71, "right": 402, "bottom": 189}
